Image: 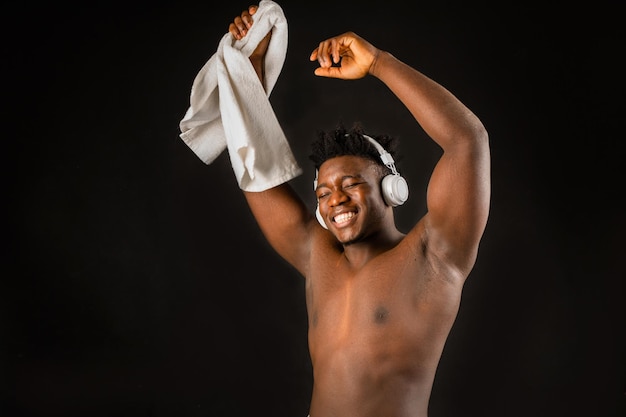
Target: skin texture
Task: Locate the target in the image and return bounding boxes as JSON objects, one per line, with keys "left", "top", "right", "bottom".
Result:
{"left": 228, "top": 5, "right": 490, "bottom": 417}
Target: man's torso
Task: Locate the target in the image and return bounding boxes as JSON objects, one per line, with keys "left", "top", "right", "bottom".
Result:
{"left": 305, "top": 227, "right": 464, "bottom": 417}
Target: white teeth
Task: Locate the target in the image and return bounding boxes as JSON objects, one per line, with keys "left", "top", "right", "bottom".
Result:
{"left": 333, "top": 212, "right": 355, "bottom": 224}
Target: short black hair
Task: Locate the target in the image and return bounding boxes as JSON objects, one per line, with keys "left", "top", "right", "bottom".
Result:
{"left": 308, "top": 122, "right": 400, "bottom": 173}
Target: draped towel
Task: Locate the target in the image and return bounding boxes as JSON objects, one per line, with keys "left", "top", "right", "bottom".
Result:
{"left": 179, "top": 0, "right": 302, "bottom": 191}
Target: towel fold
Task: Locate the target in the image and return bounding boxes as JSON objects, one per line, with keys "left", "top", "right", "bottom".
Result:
{"left": 179, "top": 0, "right": 302, "bottom": 191}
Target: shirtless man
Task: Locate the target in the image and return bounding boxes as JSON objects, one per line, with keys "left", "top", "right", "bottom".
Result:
{"left": 227, "top": 5, "right": 490, "bottom": 417}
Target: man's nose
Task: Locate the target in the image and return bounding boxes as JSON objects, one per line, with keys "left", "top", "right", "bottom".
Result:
{"left": 328, "top": 189, "right": 349, "bottom": 207}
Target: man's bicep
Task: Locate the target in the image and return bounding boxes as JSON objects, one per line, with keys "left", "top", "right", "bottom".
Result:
{"left": 424, "top": 141, "right": 490, "bottom": 265}
{"left": 243, "top": 184, "right": 315, "bottom": 273}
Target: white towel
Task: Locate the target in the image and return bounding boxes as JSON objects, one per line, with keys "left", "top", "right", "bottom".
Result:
{"left": 179, "top": 0, "right": 302, "bottom": 191}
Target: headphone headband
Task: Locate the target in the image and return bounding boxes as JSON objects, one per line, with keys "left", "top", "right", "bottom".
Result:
{"left": 313, "top": 133, "right": 403, "bottom": 189}
{"left": 361, "top": 134, "right": 399, "bottom": 175}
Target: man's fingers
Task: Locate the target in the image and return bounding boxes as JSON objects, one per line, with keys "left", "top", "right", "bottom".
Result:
{"left": 230, "top": 5, "right": 260, "bottom": 40}
{"left": 241, "top": 11, "right": 254, "bottom": 29}
{"left": 230, "top": 16, "right": 248, "bottom": 40}
{"left": 314, "top": 66, "right": 342, "bottom": 78}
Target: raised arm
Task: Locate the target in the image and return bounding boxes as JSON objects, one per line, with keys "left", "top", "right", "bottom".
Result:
{"left": 311, "top": 32, "right": 491, "bottom": 275}
{"left": 228, "top": 5, "right": 317, "bottom": 276}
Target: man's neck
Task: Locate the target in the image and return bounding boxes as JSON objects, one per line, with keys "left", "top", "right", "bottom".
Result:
{"left": 341, "top": 227, "right": 405, "bottom": 269}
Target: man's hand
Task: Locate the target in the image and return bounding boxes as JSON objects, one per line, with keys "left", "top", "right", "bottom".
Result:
{"left": 309, "top": 32, "right": 380, "bottom": 80}
{"left": 228, "top": 4, "right": 271, "bottom": 84}
{"left": 228, "top": 5, "right": 258, "bottom": 40}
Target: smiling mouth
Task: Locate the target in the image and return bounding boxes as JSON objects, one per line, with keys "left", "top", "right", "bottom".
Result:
{"left": 333, "top": 211, "right": 356, "bottom": 226}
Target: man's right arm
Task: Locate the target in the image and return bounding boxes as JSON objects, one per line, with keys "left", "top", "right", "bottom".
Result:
{"left": 229, "top": 5, "right": 319, "bottom": 276}
{"left": 243, "top": 186, "right": 317, "bottom": 275}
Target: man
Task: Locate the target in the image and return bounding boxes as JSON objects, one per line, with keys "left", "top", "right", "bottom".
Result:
{"left": 227, "top": 4, "right": 490, "bottom": 417}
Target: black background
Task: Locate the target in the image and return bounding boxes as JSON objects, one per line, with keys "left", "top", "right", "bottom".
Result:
{"left": 4, "top": 1, "right": 625, "bottom": 416}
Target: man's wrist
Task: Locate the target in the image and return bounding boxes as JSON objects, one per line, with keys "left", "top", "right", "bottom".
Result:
{"left": 250, "top": 58, "right": 265, "bottom": 85}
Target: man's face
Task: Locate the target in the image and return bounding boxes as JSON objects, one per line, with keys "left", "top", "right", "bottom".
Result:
{"left": 315, "top": 155, "right": 387, "bottom": 245}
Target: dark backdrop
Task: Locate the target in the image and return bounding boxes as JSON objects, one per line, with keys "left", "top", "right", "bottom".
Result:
{"left": 4, "top": 1, "right": 624, "bottom": 416}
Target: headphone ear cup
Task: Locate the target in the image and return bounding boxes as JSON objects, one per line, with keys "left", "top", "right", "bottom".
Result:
{"left": 381, "top": 174, "right": 409, "bottom": 207}
{"left": 316, "top": 204, "right": 328, "bottom": 229}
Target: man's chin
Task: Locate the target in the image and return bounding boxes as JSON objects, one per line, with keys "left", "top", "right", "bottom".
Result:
{"left": 334, "top": 228, "right": 364, "bottom": 246}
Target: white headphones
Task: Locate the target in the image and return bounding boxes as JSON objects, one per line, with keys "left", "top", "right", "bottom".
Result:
{"left": 314, "top": 134, "right": 409, "bottom": 229}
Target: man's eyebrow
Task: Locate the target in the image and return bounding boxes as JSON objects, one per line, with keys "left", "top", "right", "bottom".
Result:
{"left": 316, "top": 174, "right": 364, "bottom": 190}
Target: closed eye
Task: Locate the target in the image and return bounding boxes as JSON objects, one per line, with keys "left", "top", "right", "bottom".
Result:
{"left": 344, "top": 182, "right": 364, "bottom": 189}
{"left": 316, "top": 180, "right": 365, "bottom": 200}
